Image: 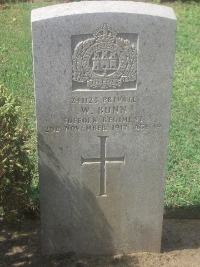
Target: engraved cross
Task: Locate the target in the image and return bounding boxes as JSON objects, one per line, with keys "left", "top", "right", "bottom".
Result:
{"left": 81, "top": 136, "right": 125, "bottom": 196}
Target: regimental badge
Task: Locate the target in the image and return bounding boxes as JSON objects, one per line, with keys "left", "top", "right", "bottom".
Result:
{"left": 72, "top": 24, "right": 137, "bottom": 90}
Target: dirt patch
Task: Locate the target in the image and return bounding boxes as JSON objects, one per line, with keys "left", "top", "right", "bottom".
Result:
{"left": 0, "top": 219, "right": 200, "bottom": 267}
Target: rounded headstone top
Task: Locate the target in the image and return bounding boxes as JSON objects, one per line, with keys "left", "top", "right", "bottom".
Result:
{"left": 31, "top": 1, "right": 176, "bottom": 22}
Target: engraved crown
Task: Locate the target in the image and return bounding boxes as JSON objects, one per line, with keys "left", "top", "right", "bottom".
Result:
{"left": 93, "top": 24, "right": 117, "bottom": 43}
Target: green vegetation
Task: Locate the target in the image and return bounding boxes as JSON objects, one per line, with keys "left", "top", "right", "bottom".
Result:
{"left": 165, "top": 1, "right": 200, "bottom": 213}
{"left": 0, "top": 1, "right": 199, "bottom": 218}
{"left": 0, "top": 85, "right": 36, "bottom": 222}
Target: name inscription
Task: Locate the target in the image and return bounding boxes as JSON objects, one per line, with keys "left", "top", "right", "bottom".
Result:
{"left": 44, "top": 94, "right": 162, "bottom": 133}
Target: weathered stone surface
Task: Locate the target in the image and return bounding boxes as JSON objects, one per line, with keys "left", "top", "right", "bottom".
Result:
{"left": 31, "top": 1, "right": 176, "bottom": 255}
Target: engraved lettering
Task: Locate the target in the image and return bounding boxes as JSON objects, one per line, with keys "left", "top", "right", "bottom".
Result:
{"left": 45, "top": 126, "right": 60, "bottom": 133}
{"left": 135, "top": 124, "right": 149, "bottom": 130}
{"left": 102, "top": 96, "right": 136, "bottom": 103}
{"left": 93, "top": 117, "right": 98, "bottom": 123}
{"left": 112, "top": 125, "right": 128, "bottom": 131}
{"left": 45, "top": 119, "right": 162, "bottom": 134}
{"left": 65, "top": 125, "right": 107, "bottom": 132}
{"left": 88, "top": 97, "right": 93, "bottom": 103}
{"left": 153, "top": 124, "right": 162, "bottom": 129}
{"left": 86, "top": 125, "right": 91, "bottom": 131}
{"left": 102, "top": 116, "right": 142, "bottom": 124}
{"left": 71, "top": 98, "right": 76, "bottom": 103}
{"left": 71, "top": 97, "right": 99, "bottom": 104}
{"left": 81, "top": 107, "right": 90, "bottom": 114}
{"left": 65, "top": 117, "right": 98, "bottom": 124}
{"left": 98, "top": 106, "right": 127, "bottom": 114}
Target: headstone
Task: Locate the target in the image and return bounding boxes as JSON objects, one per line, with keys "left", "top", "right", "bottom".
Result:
{"left": 31, "top": 1, "right": 176, "bottom": 255}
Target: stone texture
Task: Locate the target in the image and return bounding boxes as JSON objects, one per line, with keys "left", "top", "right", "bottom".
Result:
{"left": 31, "top": 1, "right": 176, "bottom": 255}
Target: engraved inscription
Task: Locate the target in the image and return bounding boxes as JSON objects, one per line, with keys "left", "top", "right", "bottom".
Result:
{"left": 81, "top": 136, "right": 125, "bottom": 196}
{"left": 97, "top": 105, "right": 127, "bottom": 114}
{"left": 70, "top": 96, "right": 136, "bottom": 104}
{"left": 44, "top": 94, "right": 162, "bottom": 133}
{"left": 72, "top": 24, "right": 137, "bottom": 90}
{"left": 45, "top": 126, "right": 60, "bottom": 133}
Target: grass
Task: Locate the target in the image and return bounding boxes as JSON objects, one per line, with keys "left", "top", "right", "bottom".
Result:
{"left": 0, "top": 1, "right": 200, "bottom": 215}
{"left": 165, "top": 1, "right": 200, "bottom": 212}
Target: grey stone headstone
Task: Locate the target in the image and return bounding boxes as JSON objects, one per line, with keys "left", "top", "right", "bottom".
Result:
{"left": 31, "top": 1, "right": 176, "bottom": 255}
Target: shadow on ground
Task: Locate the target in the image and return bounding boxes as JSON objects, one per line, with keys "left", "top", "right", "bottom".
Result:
{"left": 164, "top": 205, "right": 200, "bottom": 219}
{"left": 1, "top": 218, "right": 200, "bottom": 266}
{"left": 162, "top": 219, "right": 200, "bottom": 253}
{"left": 0, "top": 220, "right": 40, "bottom": 266}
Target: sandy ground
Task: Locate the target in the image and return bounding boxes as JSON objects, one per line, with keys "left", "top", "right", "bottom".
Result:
{"left": 0, "top": 219, "right": 200, "bottom": 267}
